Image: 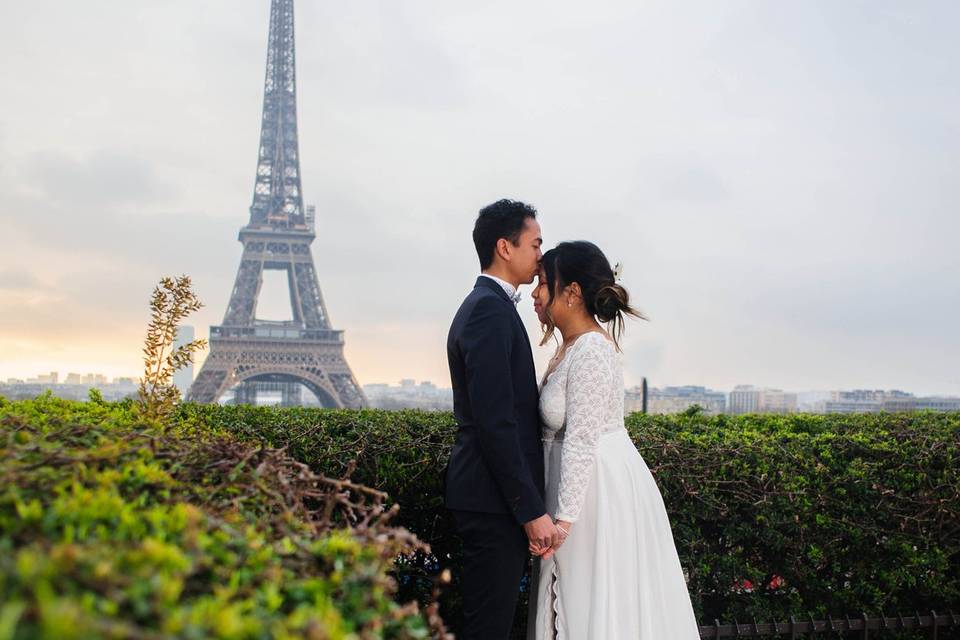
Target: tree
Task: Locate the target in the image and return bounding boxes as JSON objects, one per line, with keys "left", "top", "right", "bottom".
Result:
{"left": 138, "top": 275, "right": 207, "bottom": 421}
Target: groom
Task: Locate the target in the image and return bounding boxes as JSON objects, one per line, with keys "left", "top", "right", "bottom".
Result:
{"left": 445, "top": 199, "right": 561, "bottom": 639}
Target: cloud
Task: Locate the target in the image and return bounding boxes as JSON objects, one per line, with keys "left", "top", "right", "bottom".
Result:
{"left": 0, "top": 269, "right": 48, "bottom": 291}
{"left": 657, "top": 163, "right": 730, "bottom": 204}
{"left": 22, "top": 149, "right": 176, "bottom": 208}
{"left": 1, "top": 0, "right": 958, "bottom": 396}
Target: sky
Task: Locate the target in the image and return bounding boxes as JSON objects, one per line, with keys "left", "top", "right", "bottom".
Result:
{"left": 0, "top": 0, "right": 958, "bottom": 396}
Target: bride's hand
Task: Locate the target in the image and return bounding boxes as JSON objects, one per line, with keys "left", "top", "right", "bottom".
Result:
{"left": 538, "top": 521, "right": 572, "bottom": 560}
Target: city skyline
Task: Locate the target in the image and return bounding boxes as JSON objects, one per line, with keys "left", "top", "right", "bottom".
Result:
{"left": 1, "top": 1, "right": 959, "bottom": 397}
{"left": 6, "top": 366, "right": 957, "bottom": 401}
{"left": 6, "top": 370, "right": 959, "bottom": 415}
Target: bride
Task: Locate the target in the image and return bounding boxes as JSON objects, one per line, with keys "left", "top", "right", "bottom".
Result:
{"left": 528, "top": 241, "right": 700, "bottom": 639}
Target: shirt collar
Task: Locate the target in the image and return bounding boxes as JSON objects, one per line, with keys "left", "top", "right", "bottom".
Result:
{"left": 479, "top": 273, "right": 520, "bottom": 305}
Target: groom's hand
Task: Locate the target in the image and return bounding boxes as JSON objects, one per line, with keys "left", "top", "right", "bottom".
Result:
{"left": 539, "top": 520, "right": 572, "bottom": 560}
{"left": 523, "top": 513, "right": 560, "bottom": 551}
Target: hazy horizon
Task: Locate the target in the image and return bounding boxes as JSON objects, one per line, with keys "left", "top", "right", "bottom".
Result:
{"left": 1, "top": 1, "right": 958, "bottom": 397}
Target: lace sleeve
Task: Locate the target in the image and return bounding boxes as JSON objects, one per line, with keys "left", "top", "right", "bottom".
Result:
{"left": 556, "top": 337, "right": 611, "bottom": 522}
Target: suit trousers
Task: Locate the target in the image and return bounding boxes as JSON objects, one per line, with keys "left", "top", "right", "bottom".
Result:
{"left": 451, "top": 509, "right": 530, "bottom": 640}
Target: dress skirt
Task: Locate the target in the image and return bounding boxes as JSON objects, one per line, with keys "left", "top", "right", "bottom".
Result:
{"left": 530, "top": 428, "right": 701, "bottom": 639}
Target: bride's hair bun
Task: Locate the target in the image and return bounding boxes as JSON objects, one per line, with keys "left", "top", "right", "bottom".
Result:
{"left": 539, "top": 241, "right": 645, "bottom": 350}
{"left": 594, "top": 283, "right": 631, "bottom": 324}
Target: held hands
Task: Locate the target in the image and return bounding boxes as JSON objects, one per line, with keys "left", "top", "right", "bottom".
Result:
{"left": 523, "top": 513, "right": 561, "bottom": 553}
{"left": 525, "top": 516, "right": 573, "bottom": 559}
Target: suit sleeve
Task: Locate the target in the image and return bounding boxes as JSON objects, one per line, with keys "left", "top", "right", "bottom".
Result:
{"left": 460, "top": 296, "right": 546, "bottom": 525}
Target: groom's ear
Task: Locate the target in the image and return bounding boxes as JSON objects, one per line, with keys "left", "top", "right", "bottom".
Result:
{"left": 495, "top": 237, "right": 513, "bottom": 262}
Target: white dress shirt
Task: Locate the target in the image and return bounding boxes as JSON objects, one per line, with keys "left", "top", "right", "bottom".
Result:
{"left": 479, "top": 273, "right": 521, "bottom": 305}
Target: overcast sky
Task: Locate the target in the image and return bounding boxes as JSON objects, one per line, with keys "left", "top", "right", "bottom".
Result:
{"left": 0, "top": 0, "right": 957, "bottom": 396}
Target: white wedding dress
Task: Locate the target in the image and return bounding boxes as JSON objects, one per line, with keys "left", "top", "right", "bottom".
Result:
{"left": 530, "top": 331, "right": 700, "bottom": 639}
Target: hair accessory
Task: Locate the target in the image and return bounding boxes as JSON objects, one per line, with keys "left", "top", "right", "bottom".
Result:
{"left": 613, "top": 262, "right": 624, "bottom": 282}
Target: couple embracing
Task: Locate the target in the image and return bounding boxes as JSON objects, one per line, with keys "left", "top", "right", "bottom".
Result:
{"left": 445, "top": 199, "right": 700, "bottom": 639}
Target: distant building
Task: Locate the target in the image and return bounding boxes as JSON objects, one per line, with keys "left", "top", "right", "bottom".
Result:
{"left": 728, "top": 385, "right": 797, "bottom": 414}
{"left": 363, "top": 380, "right": 453, "bottom": 411}
{"left": 821, "top": 389, "right": 904, "bottom": 413}
{"left": 759, "top": 389, "right": 798, "bottom": 414}
{"left": 914, "top": 396, "right": 960, "bottom": 411}
{"left": 624, "top": 386, "right": 645, "bottom": 414}
{"left": 797, "top": 391, "right": 832, "bottom": 412}
{"left": 728, "top": 385, "right": 761, "bottom": 414}
{"left": 63, "top": 372, "right": 105, "bottom": 386}
{"left": 173, "top": 325, "right": 196, "bottom": 399}
{"left": 647, "top": 386, "right": 726, "bottom": 415}
{"left": 814, "top": 389, "right": 960, "bottom": 413}
{"left": 81, "top": 373, "right": 108, "bottom": 385}
{"left": 0, "top": 373, "right": 138, "bottom": 402}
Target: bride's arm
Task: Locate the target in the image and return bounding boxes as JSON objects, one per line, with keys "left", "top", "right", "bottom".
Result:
{"left": 555, "top": 341, "right": 610, "bottom": 526}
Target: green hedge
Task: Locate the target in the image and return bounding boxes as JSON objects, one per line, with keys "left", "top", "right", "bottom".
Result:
{"left": 5, "top": 395, "right": 957, "bottom": 637}
{"left": 176, "top": 404, "right": 960, "bottom": 631}
{"left": 0, "top": 394, "right": 440, "bottom": 639}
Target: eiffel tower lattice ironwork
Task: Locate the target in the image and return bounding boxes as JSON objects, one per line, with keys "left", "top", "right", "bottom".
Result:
{"left": 188, "top": 0, "right": 366, "bottom": 408}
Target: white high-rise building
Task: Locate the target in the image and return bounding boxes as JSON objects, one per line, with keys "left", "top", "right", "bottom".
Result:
{"left": 758, "top": 389, "right": 798, "bottom": 414}
{"left": 648, "top": 386, "right": 726, "bottom": 415}
{"left": 728, "top": 385, "right": 797, "bottom": 414}
{"left": 728, "top": 385, "right": 761, "bottom": 414}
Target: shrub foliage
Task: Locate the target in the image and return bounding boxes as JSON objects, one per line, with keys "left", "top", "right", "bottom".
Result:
{"left": 3, "top": 395, "right": 957, "bottom": 637}
{"left": 0, "top": 395, "right": 445, "bottom": 639}
{"left": 176, "top": 405, "right": 960, "bottom": 628}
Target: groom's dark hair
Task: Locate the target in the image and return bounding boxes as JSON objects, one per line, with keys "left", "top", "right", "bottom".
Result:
{"left": 473, "top": 199, "right": 538, "bottom": 270}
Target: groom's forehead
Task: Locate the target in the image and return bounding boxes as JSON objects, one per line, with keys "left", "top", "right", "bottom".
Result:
{"left": 524, "top": 218, "right": 543, "bottom": 242}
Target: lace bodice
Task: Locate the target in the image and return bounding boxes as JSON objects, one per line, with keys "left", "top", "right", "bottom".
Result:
{"left": 539, "top": 331, "right": 625, "bottom": 522}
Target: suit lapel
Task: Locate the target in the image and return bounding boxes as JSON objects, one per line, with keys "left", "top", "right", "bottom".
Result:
{"left": 474, "top": 276, "right": 535, "bottom": 364}
{"left": 516, "top": 313, "right": 533, "bottom": 350}
{"left": 474, "top": 275, "right": 513, "bottom": 303}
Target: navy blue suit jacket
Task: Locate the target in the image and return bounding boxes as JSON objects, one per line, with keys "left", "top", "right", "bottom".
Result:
{"left": 444, "top": 276, "right": 546, "bottom": 525}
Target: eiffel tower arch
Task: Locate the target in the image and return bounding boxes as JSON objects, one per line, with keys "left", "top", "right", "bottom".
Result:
{"left": 188, "top": 0, "right": 366, "bottom": 408}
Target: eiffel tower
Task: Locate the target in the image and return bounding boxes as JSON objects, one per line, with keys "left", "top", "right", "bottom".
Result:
{"left": 188, "top": 0, "right": 366, "bottom": 408}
